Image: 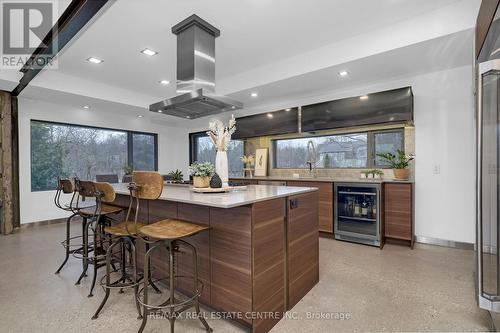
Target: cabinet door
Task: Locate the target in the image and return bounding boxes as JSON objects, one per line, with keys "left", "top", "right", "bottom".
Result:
{"left": 384, "top": 183, "right": 412, "bottom": 241}
{"left": 286, "top": 181, "right": 333, "bottom": 233}
{"left": 287, "top": 191, "right": 319, "bottom": 308}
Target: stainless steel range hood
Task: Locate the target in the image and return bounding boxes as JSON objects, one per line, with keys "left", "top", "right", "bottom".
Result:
{"left": 149, "top": 15, "right": 242, "bottom": 119}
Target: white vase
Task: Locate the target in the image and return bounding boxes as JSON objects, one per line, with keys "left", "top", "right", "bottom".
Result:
{"left": 215, "top": 150, "right": 229, "bottom": 187}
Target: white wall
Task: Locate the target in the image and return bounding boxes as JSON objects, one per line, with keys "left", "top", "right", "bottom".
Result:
{"left": 181, "top": 65, "right": 476, "bottom": 244}
{"left": 18, "top": 98, "right": 188, "bottom": 223}
{"left": 19, "top": 65, "right": 476, "bottom": 244}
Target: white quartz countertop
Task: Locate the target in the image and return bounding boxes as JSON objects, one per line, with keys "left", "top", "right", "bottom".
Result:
{"left": 112, "top": 183, "right": 318, "bottom": 209}
{"left": 230, "top": 176, "right": 413, "bottom": 184}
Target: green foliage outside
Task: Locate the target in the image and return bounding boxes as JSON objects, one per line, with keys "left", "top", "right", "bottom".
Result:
{"left": 31, "top": 121, "right": 155, "bottom": 191}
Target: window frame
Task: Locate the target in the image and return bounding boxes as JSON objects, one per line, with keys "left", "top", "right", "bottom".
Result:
{"left": 188, "top": 131, "right": 245, "bottom": 175}
{"left": 272, "top": 128, "right": 404, "bottom": 170}
{"left": 30, "top": 119, "right": 158, "bottom": 192}
{"left": 371, "top": 128, "right": 405, "bottom": 168}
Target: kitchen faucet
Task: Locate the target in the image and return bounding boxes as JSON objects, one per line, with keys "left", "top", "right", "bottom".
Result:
{"left": 306, "top": 140, "right": 317, "bottom": 178}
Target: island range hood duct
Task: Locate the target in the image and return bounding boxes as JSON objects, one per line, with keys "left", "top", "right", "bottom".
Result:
{"left": 149, "top": 15, "right": 243, "bottom": 119}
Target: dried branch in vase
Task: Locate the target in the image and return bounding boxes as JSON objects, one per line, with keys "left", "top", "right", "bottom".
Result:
{"left": 206, "top": 114, "right": 237, "bottom": 151}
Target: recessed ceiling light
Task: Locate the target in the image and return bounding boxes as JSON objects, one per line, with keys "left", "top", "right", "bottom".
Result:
{"left": 140, "top": 48, "right": 158, "bottom": 56}
{"left": 251, "top": 92, "right": 258, "bottom": 97}
{"left": 82, "top": 105, "right": 90, "bottom": 109}
{"left": 86, "top": 57, "right": 103, "bottom": 64}
{"left": 285, "top": 108, "right": 291, "bottom": 111}
{"left": 360, "top": 95, "right": 369, "bottom": 100}
{"left": 267, "top": 113, "right": 273, "bottom": 119}
{"left": 137, "top": 115, "right": 143, "bottom": 118}
{"left": 159, "top": 80, "right": 170, "bottom": 85}
{"left": 338, "top": 70, "right": 349, "bottom": 77}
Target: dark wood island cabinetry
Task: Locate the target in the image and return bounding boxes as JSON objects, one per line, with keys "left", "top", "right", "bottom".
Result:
{"left": 111, "top": 184, "right": 319, "bottom": 333}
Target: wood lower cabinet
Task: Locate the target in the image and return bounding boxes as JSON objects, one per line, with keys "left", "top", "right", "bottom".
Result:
{"left": 287, "top": 191, "right": 319, "bottom": 308}
{"left": 286, "top": 181, "right": 333, "bottom": 233}
{"left": 113, "top": 191, "right": 319, "bottom": 333}
{"left": 383, "top": 183, "right": 414, "bottom": 247}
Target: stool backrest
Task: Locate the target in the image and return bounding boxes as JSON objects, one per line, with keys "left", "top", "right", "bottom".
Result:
{"left": 58, "top": 179, "right": 74, "bottom": 194}
{"left": 95, "top": 182, "right": 116, "bottom": 203}
{"left": 124, "top": 172, "right": 163, "bottom": 235}
{"left": 54, "top": 178, "right": 76, "bottom": 211}
{"left": 77, "top": 180, "right": 98, "bottom": 198}
{"left": 131, "top": 171, "right": 163, "bottom": 200}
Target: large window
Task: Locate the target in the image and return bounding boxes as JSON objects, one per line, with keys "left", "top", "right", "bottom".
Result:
{"left": 189, "top": 132, "right": 244, "bottom": 177}
{"left": 373, "top": 130, "right": 404, "bottom": 167}
{"left": 31, "top": 120, "right": 158, "bottom": 191}
{"left": 273, "top": 129, "right": 404, "bottom": 169}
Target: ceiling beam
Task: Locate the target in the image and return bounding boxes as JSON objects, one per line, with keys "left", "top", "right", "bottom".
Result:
{"left": 476, "top": 0, "right": 500, "bottom": 58}
{"left": 11, "top": 0, "right": 110, "bottom": 96}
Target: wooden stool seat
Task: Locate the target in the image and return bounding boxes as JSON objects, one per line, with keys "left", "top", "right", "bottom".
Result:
{"left": 80, "top": 204, "right": 122, "bottom": 216}
{"left": 140, "top": 219, "right": 209, "bottom": 240}
{"left": 105, "top": 221, "right": 146, "bottom": 237}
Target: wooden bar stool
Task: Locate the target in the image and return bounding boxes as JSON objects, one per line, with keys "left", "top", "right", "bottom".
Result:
{"left": 92, "top": 171, "right": 163, "bottom": 320}
{"left": 136, "top": 201, "right": 212, "bottom": 330}
{"left": 73, "top": 180, "right": 123, "bottom": 297}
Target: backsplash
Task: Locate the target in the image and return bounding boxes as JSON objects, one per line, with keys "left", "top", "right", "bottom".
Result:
{"left": 244, "top": 123, "right": 415, "bottom": 181}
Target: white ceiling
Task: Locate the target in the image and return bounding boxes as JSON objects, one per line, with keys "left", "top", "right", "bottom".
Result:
{"left": 227, "top": 28, "right": 474, "bottom": 109}
{"left": 49, "top": 0, "right": 464, "bottom": 98}
{"left": 0, "top": 0, "right": 481, "bottom": 123}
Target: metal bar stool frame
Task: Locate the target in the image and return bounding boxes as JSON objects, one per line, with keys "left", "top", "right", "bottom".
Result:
{"left": 128, "top": 171, "right": 212, "bottom": 333}
{"left": 54, "top": 178, "right": 80, "bottom": 274}
{"left": 72, "top": 179, "right": 116, "bottom": 297}
{"left": 92, "top": 179, "right": 160, "bottom": 320}
{"left": 137, "top": 237, "right": 211, "bottom": 333}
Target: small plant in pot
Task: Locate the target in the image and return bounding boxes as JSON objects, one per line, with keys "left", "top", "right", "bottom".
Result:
{"left": 189, "top": 162, "right": 214, "bottom": 188}
{"left": 376, "top": 150, "right": 414, "bottom": 180}
{"left": 167, "top": 169, "right": 184, "bottom": 183}
{"left": 360, "top": 170, "right": 369, "bottom": 179}
{"left": 371, "top": 169, "right": 384, "bottom": 179}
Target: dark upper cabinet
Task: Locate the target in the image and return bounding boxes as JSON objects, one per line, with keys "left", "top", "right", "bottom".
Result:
{"left": 301, "top": 87, "right": 413, "bottom": 132}
{"left": 233, "top": 108, "right": 299, "bottom": 139}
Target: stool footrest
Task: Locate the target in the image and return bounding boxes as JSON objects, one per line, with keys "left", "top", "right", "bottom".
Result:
{"left": 136, "top": 275, "right": 204, "bottom": 311}
{"left": 99, "top": 269, "right": 144, "bottom": 290}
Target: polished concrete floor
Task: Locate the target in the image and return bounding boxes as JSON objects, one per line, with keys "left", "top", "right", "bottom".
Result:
{"left": 0, "top": 222, "right": 489, "bottom": 333}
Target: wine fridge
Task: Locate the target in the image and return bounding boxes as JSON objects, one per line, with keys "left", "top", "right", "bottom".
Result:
{"left": 334, "top": 183, "right": 381, "bottom": 247}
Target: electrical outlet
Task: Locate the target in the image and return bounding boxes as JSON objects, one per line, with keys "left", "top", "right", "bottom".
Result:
{"left": 433, "top": 164, "right": 441, "bottom": 174}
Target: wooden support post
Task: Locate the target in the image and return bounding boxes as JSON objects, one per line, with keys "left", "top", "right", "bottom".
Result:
{"left": 0, "top": 91, "right": 20, "bottom": 234}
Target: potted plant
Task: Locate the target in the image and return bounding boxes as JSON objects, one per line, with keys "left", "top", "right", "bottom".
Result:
{"left": 371, "top": 169, "right": 384, "bottom": 179}
{"left": 167, "top": 169, "right": 184, "bottom": 183}
{"left": 376, "top": 150, "right": 414, "bottom": 180}
{"left": 189, "top": 162, "right": 214, "bottom": 188}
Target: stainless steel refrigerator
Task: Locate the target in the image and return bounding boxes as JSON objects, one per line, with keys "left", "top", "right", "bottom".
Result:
{"left": 477, "top": 9, "right": 500, "bottom": 329}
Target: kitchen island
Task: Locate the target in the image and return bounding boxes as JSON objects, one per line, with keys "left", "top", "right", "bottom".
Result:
{"left": 110, "top": 184, "right": 319, "bottom": 333}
